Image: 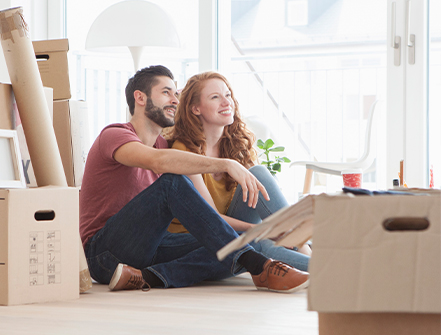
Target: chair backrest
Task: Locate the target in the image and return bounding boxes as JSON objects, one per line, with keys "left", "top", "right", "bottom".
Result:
{"left": 354, "top": 99, "right": 380, "bottom": 167}
{"left": 244, "top": 115, "right": 278, "bottom": 143}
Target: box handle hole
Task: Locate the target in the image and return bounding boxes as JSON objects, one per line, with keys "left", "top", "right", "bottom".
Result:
{"left": 383, "top": 217, "right": 429, "bottom": 231}
{"left": 36, "top": 54, "right": 49, "bottom": 61}
{"left": 34, "top": 210, "right": 55, "bottom": 221}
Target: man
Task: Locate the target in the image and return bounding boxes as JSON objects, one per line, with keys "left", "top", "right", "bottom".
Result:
{"left": 80, "top": 65, "right": 309, "bottom": 293}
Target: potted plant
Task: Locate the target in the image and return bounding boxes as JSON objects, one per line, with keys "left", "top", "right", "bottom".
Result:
{"left": 257, "top": 138, "right": 291, "bottom": 176}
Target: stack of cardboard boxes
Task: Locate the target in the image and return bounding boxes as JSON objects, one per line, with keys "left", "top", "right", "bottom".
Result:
{"left": 33, "top": 38, "right": 90, "bottom": 188}
{"left": 0, "top": 38, "right": 88, "bottom": 305}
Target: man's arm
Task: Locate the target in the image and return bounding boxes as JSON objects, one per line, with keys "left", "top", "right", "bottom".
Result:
{"left": 114, "top": 141, "right": 269, "bottom": 208}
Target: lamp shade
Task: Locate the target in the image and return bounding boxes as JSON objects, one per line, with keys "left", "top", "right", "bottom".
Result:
{"left": 85, "top": 1, "right": 181, "bottom": 71}
{"left": 85, "top": 0, "right": 180, "bottom": 52}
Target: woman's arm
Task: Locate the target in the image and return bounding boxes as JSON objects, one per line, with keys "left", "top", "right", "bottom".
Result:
{"left": 186, "top": 173, "right": 254, "bottom": 232}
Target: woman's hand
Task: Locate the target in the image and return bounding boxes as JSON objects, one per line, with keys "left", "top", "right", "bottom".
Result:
{"left": 226, "top": 160, "right": 270, "bottom": 208}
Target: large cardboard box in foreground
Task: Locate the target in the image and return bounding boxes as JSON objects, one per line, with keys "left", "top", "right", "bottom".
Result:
{"left": 53, "top": 100, "right": 90, "bottom": 187}
{"left": 308, "top": 192, "right": 441, "bottom": 335}
{"left": 0, "top": 187, "right": 79, "bottom": 305}
{"left": 32, "top": 39, "right": 71, "bottom": 100}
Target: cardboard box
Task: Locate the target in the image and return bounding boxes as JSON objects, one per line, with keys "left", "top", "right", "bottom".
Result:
{"left": 0, "top": 83, "right": 14, "bottom": 129}
{"left": 0, "top": 187, "right": 79, "bottom": 305}
{"left": 53, "top": 100, "right": 90, "bottom": 187}
{"left": 318, "top": 312, "right": 441, "bottom": 335}
{"left": 32, "top": 39, "right": 71, "bottom": 100}
{"left": 308, "top": 192, "right": 441, "bottom": 334}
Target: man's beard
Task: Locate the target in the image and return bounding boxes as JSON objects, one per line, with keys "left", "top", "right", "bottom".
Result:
{"left": 144, "top": 98, "right": 175, "bottom": 128}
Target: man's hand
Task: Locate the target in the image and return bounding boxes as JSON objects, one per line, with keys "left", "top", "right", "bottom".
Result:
{"left": 226, "top": 160, "right": 270, "bottom": 208}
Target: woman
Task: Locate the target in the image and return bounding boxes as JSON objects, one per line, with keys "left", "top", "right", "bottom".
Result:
{"left": 167, "top": 71, "right": 310, "bottom": 271}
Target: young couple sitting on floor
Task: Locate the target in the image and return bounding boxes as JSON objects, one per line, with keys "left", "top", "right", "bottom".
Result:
{"left": 79, "top": 66, "right": 311, "bottom": 293}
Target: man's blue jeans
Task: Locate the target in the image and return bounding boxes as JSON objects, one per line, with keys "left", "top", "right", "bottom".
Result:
{"left": 84, "top": 174, "right": 253, "bottom": 288}
{"left": 227, "top": 165, "right": 310, "bottom": 271}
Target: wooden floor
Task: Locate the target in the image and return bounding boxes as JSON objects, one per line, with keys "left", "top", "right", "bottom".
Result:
{"left": 0, "top": 274, "right": 318, "bottom": 335}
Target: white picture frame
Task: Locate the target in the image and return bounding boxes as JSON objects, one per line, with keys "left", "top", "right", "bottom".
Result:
{"left": 0, "top": 129, "right": 26, "bottom": 188}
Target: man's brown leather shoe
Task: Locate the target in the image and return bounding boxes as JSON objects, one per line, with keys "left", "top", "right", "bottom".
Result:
{"left": 251, "top": 259, "right": 309, "bottom": 293}
{"left": 109, "top": 263, "right": 150, "bottom": 291}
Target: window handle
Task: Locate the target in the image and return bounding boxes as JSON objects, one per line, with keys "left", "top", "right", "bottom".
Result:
{"left": 391, "top": 2, "right": 401, "bottom": 66}
{"left": 407, "top": 1, "right": 415, "bottom": 64}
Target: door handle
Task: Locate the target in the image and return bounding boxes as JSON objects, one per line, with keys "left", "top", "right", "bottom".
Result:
{"left": 391, "top": 2, "right": 401, "bottom": 66}
{"left": 407, "top": 1, "right": 415, "bottom": 64}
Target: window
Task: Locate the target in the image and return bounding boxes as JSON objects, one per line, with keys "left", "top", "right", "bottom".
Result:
{"left": 230, "top": 0, "right": 387, "bottom": 201}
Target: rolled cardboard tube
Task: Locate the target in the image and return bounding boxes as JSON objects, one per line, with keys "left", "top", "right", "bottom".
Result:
{"left": 0, "top": 7, "right": 92, "bottom": 293}
{"left": 0, "top": 7, "right": 65, "bottom": 187}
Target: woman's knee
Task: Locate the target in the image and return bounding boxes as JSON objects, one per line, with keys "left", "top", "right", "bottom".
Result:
{"left": 249, "top": 165, "right": 270, "bottom": 178}
{"left": 249, "top": 165, "right": 279, "bottom": 190}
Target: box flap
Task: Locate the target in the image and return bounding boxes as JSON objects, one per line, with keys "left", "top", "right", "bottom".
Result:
{"left": 32, "top": 39, "right": 69, "bottom": 53}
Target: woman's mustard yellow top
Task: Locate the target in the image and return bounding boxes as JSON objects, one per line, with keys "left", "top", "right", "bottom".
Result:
{"left": 167, "top": 140, "right": 237, "bottom": 233}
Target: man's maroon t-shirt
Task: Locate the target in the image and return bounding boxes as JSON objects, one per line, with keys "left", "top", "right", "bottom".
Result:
{"left": 79, "top": 122, "right": 167, "bottom": 247}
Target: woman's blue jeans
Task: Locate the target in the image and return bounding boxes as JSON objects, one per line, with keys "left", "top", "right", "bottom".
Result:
{"left": 227, "top": 165, "right": 310, "bottom": 271}
{"left": 84, "top": 173, "right": 253, "bottom": 288}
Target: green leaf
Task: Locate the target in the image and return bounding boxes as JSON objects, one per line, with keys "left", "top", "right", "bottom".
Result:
{"left": 263, "top": 139, "right": 274, "bottom": 150}
{"left": 269, "top": 146, "right": 285, "bottom": 152}
{"left": 272, "top": 163, "right": 281, "bottom": 171}
{"left": 257, "top": 139, "right": 265, "bottom": 149}
{"left": 275, "top": 156, "right": 290, "bottom": 163}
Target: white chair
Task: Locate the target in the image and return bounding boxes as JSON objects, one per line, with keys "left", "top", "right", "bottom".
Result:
{"left": 244, "top": 115, "right": 278, "bottom": 144}
{"left": 290, "top": 100, "right": 380, "bottom": 194}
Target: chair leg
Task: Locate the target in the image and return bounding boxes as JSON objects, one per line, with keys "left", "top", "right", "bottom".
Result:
{"left": 303, "top": 169, "right": 313, "bottom": 194}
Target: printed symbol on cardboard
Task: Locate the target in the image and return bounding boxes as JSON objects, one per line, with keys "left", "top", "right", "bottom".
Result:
{"left": 47, "top": 262, "right": 60, "bottom": 274}
{"left": 48, "top": 252, "right": 56, "bottom": 262}
{"left": 47, "top": 274, "right": 61, "bottom": 284}
{"left": 29, "top": 275, "right": 43, "bottom": 286}
{"left": 48, "top": 263, "right": 55, "bottom": 274}
{"left": 47, "top": 241, "right": 60, "bottom": 252}
{"left": 46, "top": 231, "right": 60, "bottom": 241}
{"left": 29, "top": 232, "right": 44, "bottom": 242}
{"left": 29, "top": 255, "right": 38, "bottom": 264}
{"left": 29, "top": 265, "right": 38, "bottom": 274}
{"left": 29, "top": 231, "right": 44, "bottom": 253}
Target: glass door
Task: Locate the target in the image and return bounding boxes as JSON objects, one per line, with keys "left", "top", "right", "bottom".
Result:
{"left": 428, "top": 0, "right": 441, "bottom": 188}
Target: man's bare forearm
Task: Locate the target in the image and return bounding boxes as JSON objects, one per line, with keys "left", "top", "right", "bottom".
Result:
{"left": 149, "top": 149, "right": 232, "bottom": 175}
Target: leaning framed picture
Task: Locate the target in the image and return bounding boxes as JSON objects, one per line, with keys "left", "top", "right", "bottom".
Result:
{"left": 0, "top": 129, "right": 26, "bottom": 188}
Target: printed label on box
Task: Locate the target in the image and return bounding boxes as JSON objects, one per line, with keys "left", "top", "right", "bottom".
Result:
{"left": 29, "top": 230, "right": 61, "bottom": 286}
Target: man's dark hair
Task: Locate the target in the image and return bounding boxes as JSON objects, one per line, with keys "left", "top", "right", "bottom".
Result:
{"left": 125, "top": 65, "right": 174, "bottom": 115}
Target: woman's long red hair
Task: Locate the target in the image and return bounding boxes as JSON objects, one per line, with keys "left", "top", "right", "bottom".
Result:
{"left": 167, "top": 71, "right": 256, "bottom": 191}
